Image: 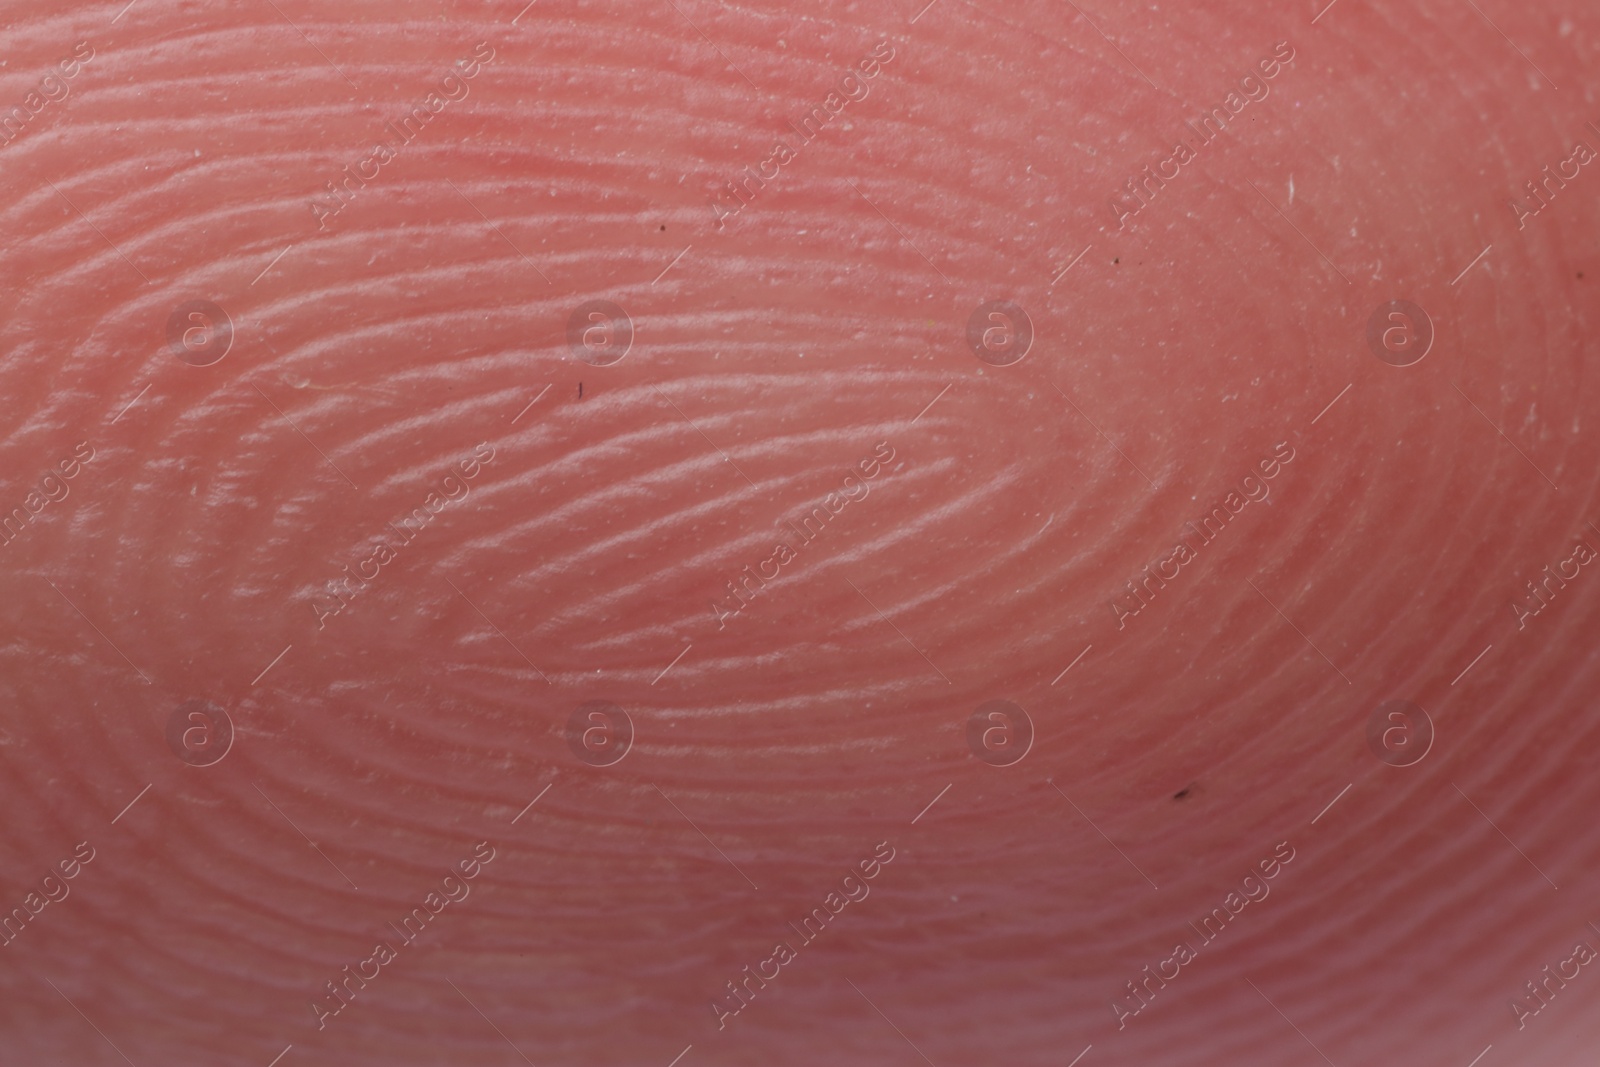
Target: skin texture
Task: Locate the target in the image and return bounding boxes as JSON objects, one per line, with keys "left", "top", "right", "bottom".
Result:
{"left": 1, "top": 1, "right": 1599, "bottom": 1065}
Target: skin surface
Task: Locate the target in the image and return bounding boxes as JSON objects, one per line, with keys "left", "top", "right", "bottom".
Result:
{"left": 1, "top": 1, "right": 1599, "bottom": 1065}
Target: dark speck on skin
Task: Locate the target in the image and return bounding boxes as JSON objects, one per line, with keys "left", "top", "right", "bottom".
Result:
{"left": 579, "top": 382, "right": 584, "bottom": 399}
{"left": 1172, "top": 784, "right": 1193, "bottom": 800}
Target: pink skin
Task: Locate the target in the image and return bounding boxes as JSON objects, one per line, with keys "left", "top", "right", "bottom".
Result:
{"left": 2, "top": 2, "right": 1599, "bottom": 1065}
